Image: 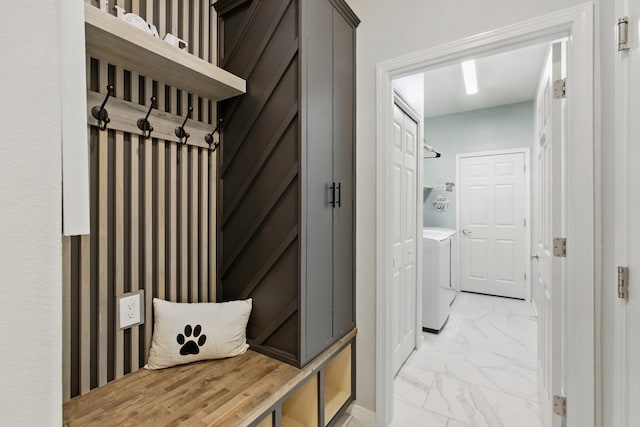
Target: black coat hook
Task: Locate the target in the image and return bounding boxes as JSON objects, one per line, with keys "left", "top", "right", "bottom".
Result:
{"left": 91, "top": 85, "right": 114, "bottom": 131}
{"left": 137, "top": 96, "right": 157, "bottom": 139}
{"left": 175, "top": 106, "right": 193, "bottom": 144}
{"left": 205, "top": 118, "right": 223, "bottom": 152}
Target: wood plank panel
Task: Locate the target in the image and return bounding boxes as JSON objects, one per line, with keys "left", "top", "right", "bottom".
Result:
{"left": 202, "top": 0, "right": 209, "bottom": 62}
{"left": 143, "top": 77, "right": 154, "bottom": 360}
{"left": 114, "top": 65, "right": 125, "bottom": 380}
{"left": 200, "top": 148, "right": 209, "bottom": 302}
{"left": 209, "top": 149, "right": 216, "bottom": 302}
{"left": 69, "top": 1, "right": 220, "bottom": 397}
{"left": 97, "top": 59, "right": 109, "bottom": 387}
{"left": 130, "top": 67, "right": 141, "bottom": 372}
{"left": 180, "top": 118, "right": 189, "bottom": 301}
{"left": 168, "top": 87, "right": 178, "bottom": 302}
{"left": 190, "top": 147, "right": 199, "bottom": 302}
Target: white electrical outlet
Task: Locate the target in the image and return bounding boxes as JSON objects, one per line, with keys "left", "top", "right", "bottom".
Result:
{"left": 117, "top": 290, "right": 144, "bottom": 329}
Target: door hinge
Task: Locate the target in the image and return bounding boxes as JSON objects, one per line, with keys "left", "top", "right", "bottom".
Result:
{"left": 524, "top": 272, "right": 527, "bottom": 281}
{"left": 618, "top": 266, "right": 629, "bottom": 300}
{"left": 553, "top": 79, "right": 567, "bottom": 99}
{"left": 524, "top": 218, "right": 527, "bottom": 227}
{"left": 618, "top": 17, "right": 630, "bottom": 51}
{"left": 553, "top": 237, "right": 567, "bottom": 257}
{"left": 553, "top": 395, "right": 567, "bottom": 417}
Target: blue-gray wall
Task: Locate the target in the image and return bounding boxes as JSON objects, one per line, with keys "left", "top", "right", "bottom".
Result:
{"left": 423, "top": 101, "right": 534, "bottom": 228}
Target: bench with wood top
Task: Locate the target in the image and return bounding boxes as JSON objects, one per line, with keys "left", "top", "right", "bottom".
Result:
{"left": 63, "top": 329, "right": 356, "bottom": 427}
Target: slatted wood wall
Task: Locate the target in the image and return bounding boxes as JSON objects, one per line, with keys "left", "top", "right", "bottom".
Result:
{"left": 62, "top": 0, "right": 217, "bottom": 401}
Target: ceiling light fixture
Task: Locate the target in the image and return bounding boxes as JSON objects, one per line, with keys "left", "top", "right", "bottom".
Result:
{"left": 461, "top": 59, "right": 478, "bottom": 95}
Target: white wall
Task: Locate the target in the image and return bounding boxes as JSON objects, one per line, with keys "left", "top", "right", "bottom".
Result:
{"left": 345, "top": 1, "right": 614, "bottom": 423}
{"left": 423, "top": 101, "right": 534, "bottom": 228}
{"left": 0, "top": 2, "right": 63, "bottom": 425}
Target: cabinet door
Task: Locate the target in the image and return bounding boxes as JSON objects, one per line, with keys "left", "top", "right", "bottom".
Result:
{"left": 304, "top": 0, "right": 334, "bottom": 360}
{"left": 331, "top": 9, "right": 355, "bottom": 337}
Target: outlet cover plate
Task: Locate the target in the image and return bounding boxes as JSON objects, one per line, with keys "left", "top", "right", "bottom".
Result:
{"left": 116, "top": 289, "right": 145, "bottom": 329}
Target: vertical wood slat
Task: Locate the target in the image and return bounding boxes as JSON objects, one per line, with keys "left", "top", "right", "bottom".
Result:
{"left": 193, "top": 0, "right": 200, "bottom": 58}
{"left": 130, "top": 66, "right": 141, "bottom": 372}
{"left": 159, "top": 0, "right": 167, "bottom": 39}
{"left": 201, "top": 0, "right": 209, "bottom": 63}
{"left": 171, "top": 0, "right": 179, "bottom": 36}
{"left": 156, "top": 82, "right": 166, "bottom": 301}
{"left": 143, "top": 77, "right": 154, "bottom": 360}
{"left": 97, "top": 59, "right": 109, "bottom": 388}
{"left": 62, "top": 236, "right": 72, "bottom": 402}
{"left": 168, "top": 68, "right": 178, "bottom": 303}
{"left": 80, "top": 54, "right": 94, "bottom": 394}
{"left": 191, "top": 148, "right": 199, "bottom": 303}
{"left": 114, "top": 64, "right": 125, "bottom": 380}
{"left": 169, "top": 91, "right": 178, "bottom": 302}
{"left": 209, "top": 149, "right": 216, "bottom": 302}
{"left": 180, "top": 140, "right": 189, "bottom": 301}
{"left": 200, "top": 149, "right": 209, "bottom": 302}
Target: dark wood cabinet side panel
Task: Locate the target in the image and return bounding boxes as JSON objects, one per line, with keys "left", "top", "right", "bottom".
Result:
{"left": 223, "top": 0, "right": 295, "bottom": 77}
{"left": 331, "top": 11, "right": 356, "bottom": 337}
{"left": 217, "top": 2, "right": 252, "bottom": 64}
{"left": 221, "top": 180, "right": 298, "bottom": 292}
{"left": 222, "top": 121, "right": 298, "bottom": 257}
{"left": 303, "top": 0, "right": 334, "bottom": 360}
{"left": 221, "top": 57, "right": 299, "bottom": 208}
{"left": 246, "top": 243, "right": 298, "bottom": 340}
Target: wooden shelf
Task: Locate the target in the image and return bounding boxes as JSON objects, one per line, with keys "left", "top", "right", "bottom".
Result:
{"left": 84, "top": 4, "right": 245, "bottom": 101}
{"left": 323, "top": 345, "right": 352, "bottom": 424}
{"left": 282, "top": 374, "right": 318, "bottom": 426}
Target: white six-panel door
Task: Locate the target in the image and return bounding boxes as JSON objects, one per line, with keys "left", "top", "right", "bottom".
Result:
{"left": 459, "top": 151, "right": 527, "bottom": 299}
{"left": 391, "top": 103, "right": 418, "bottom": 376}
{"left": 533, "top": 42, "right": 565, "bottom": 427}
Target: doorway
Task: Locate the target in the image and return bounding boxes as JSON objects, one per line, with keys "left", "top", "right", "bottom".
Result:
{"left": 374, "top": 4, "right": 595, "bottom": 427}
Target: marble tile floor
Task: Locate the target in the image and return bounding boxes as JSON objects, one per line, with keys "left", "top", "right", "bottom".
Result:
{"left": 336, "top": 293, "right": 541, "bottom": 427}
{"left": 389, "top": 292, "right": 542, "bottom": 427}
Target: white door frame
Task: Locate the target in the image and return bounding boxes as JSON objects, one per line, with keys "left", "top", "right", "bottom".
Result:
{"left": 375, "top": 4, "right": 596, "bottom": 426}
{"left": 455, "top": 148, "right": 531, "bottom": 300}
{"left": 393, "top": 91, "right": 425, "bottom": 361}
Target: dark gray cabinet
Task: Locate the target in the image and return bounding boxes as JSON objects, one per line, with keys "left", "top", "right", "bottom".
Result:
{"left": 215, "top": 0, "right": 359, "bottom": 367}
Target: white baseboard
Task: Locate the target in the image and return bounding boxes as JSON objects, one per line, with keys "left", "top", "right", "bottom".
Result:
{"left": 347, "top": 402, "right": 377, "bottom": 426}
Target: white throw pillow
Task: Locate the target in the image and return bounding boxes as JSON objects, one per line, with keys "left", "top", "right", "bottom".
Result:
{"left": 145, "top": 298, "right": 252, "bottom": 370}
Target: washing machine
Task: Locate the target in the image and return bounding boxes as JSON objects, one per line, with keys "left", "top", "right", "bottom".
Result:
{"left": 422, "top": 227, "right": 458, "bottom": 332}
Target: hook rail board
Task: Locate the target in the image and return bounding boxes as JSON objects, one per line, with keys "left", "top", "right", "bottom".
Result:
{"left": 84, "top": 4, "right": 245, "bottom": 101}
{"left": 86, "top": 91, "right": 215, "bottom": 149}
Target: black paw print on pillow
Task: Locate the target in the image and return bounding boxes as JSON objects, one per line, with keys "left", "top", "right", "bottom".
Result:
{"left": 176, "top": 324, "right": 207, "bottom": 355}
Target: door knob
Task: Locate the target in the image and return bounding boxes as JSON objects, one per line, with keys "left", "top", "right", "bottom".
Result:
{"left": 462, "top": 228, "right": 472, "bottom": 235}
{"left": 530, "top": 254, "right": 540, "bottom": 260}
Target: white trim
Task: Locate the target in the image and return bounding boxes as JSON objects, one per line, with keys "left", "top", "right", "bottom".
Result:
{"left": 613, "top": 0, "right": 629, "bottom": 426}
{"left": 455, "top": 148, "right": 531, "bottom": 301}
{"left": 375, "top": 4, "right": 595, "bottom": 426}
{"left": 346, "top": 403, "right": 377, "bottom": 426}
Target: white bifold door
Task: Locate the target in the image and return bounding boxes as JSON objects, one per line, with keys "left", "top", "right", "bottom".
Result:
{"left": 391, "top": 102, "right": 418, "bottom": 376}
{"left": 459, "top": 151, "right": 527, "bottom": 299}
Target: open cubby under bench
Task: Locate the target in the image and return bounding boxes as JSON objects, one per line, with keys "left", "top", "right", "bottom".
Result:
{"left": 63, "top": 328, "right": 356, "bottom": 427}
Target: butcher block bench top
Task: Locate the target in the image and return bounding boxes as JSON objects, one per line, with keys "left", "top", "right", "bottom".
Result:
{"left": 63, "top": 328, "right": 356, "bottom": 427}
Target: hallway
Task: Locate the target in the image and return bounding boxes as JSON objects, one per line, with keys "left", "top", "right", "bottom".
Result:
{"left": 391, "top": 292, "right": 543, "bottom": 427}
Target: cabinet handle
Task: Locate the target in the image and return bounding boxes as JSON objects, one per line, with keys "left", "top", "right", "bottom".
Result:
{"left": 329, "top": 183, "right": 336, "bottom": 208}
{"left": 336, "top": 183, "right": 341, "bottom": 207}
